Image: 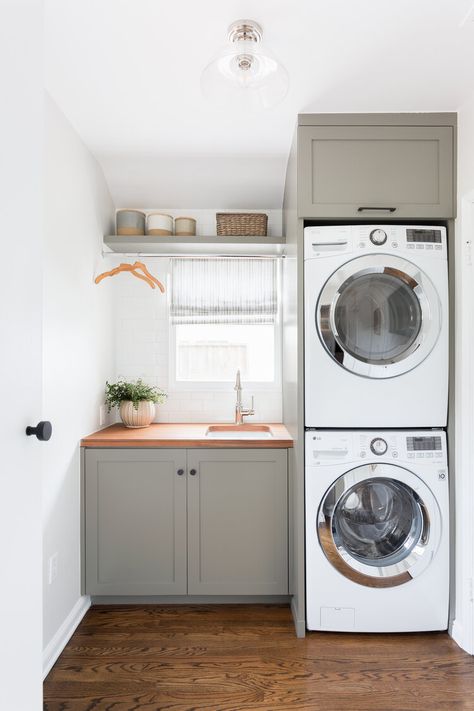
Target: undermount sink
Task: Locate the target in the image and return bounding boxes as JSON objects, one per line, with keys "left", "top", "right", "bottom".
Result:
{"left": 205, "top": 425, "right": 274, "bottom": 439}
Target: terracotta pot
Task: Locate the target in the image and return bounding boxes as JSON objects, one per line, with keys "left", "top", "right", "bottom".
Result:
{"left": 119, "top": 400, "right": 156, "bottom": 428}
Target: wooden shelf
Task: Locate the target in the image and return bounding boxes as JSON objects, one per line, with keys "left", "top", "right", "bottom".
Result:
{"left": 103, "top": 234, "right": 286, "bottom": 257}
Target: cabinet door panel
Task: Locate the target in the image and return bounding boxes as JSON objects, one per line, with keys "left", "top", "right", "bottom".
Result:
{"left": 85, "top": 449, "right": 186, "bottom": 595}
{"left": 187, "top": 449, "right": 288, "bottom": 595}
{"left": 298, "top": 125, "right": 454, "bottom": 218}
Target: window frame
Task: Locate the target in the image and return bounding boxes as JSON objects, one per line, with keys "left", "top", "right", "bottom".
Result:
{"left": 168, "top": 259, "right": 282, "bottom": 393}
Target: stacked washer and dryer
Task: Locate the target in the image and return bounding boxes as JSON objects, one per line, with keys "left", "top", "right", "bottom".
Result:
{"left": 304, "top": 224, "right": 450, "bottom": 632}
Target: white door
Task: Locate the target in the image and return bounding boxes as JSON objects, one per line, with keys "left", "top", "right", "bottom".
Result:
{"left": 0, "top": 3, "right": 44, "bottom": 709}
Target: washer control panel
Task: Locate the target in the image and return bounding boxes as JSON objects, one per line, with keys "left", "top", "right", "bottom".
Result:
{"left": 304, "top": 224, "right": 447, "bottom": 259}
{"left": 307, "top": 430, "right": 447, "bottom": 467}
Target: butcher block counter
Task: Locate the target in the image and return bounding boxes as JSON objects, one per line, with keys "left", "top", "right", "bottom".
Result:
{"left": 81, "top": 422, "right": 294, "bottom": 448}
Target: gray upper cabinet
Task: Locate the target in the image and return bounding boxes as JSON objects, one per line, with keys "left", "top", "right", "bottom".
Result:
{"left": 84, "top": 449, "right": 187, "bottom": 595}
{"left": 297, "top": 123, "right": 455, "bottom": 218}
{"left": 187, "top": 449, "right": 288, "bottom": 595}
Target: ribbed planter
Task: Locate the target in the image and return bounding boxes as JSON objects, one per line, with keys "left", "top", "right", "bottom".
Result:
{"left": 119, "top": 400, "right": 156, "bottom": 428}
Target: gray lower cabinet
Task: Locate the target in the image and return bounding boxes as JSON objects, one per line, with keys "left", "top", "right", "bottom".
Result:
{"left": 297, "top": 123, "right": 455, "bottom": 218}
{"left": 84, "top": 448, "right": 288, "bottom": 596}
{"left": 187, "top": 449, "right": 288, "bottom": 595}
{"left": 84, "top": 449, "right": 187, "bottom": 595}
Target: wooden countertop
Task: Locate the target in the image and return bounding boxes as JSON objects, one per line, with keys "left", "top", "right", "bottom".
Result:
{"left": 81, "top": 423, "right": 293, "bottom": 449}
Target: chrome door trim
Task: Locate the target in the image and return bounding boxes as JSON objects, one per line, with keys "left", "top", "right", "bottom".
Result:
{"left": 317, "top": 463, "right": 440, "bottom": 589}
{"left": 316, "top": 255, "right": 442, "bottom": 379}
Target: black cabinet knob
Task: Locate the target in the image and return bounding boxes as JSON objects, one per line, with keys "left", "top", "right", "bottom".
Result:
{"left": 189, "top": 468, "right": 197, "bottom": 476}
{"left": 177, "top": 468, "right": 184, "bottom": 476}
{"left": 26, "top": 421, "right": 52, "bottom": 441}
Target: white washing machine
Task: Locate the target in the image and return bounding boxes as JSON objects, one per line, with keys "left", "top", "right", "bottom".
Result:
{"left": 305, "top": 429, "right": 449, "bottom": 632}
{"left": 304, "top": 224, "right": 448, "bottom": 427}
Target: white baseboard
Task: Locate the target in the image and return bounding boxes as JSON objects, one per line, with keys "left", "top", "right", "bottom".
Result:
{"left": 451, "top": 618, "right": 473, "bottom": 655}
{"left": 43, "top": 595, "right": 91, "bottom": 679}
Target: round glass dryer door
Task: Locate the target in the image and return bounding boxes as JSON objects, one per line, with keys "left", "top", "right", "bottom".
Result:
{"left": 317, "top": 255, "right": 442, "bottom": 378}
{"left": 317, "top": 464, "right": 441, "bottom": 588}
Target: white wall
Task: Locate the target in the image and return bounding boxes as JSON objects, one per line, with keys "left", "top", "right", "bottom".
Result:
{"left": 42, "top": 95, "right": 115, "bottom": 668}
{"left": 452, "top": 94, "right": 474, "bottom": 654}
{"left": 100, "top": 156, "right": 287, "bottom": 210}
{"left": 457, "top": 96, "right": 474, "bottom": 191}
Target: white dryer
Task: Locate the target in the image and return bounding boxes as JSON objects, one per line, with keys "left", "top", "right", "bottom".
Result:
{"left": 304, "top": 224, "right": 448, "bottom": 427}
{"left": 305, "top": 429, "right": 449, "bottom": 632}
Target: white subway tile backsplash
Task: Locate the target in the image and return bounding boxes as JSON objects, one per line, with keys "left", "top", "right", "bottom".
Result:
{"left": 115, "top": 366, "right": 156, "bottom": 379}
{"left": 118, "top": 299, "right": 158, "bottom": 320}
{"left": 119, "top": 345, "right": 156, "bottom": 366}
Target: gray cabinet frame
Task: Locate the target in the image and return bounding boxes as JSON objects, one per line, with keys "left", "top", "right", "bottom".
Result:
{"left": 298, "top": 120, "right": 455, "bottom": 218}
{"left": 282, "top": 111, "right": 457, "bottom": 637}
{"left": 83, "top": 448, "right": 288, "bottom": 596}
{"left": 187, "top": 448, "right": 288, "bottom": 595}
{"left": 84, "top": 449, "right": 187, "bottom": 595}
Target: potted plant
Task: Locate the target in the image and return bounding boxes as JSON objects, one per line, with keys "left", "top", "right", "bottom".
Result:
{"left": 105, "top": 379, "right": 167, "bottom": 428}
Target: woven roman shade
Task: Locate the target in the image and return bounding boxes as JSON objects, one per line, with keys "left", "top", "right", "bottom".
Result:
{"left": 170, "top": 258, "right": 278, "bottom": 325}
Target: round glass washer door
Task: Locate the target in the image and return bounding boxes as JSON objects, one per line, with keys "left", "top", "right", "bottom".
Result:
{"left": 317, "top": 255, "right": 442, "bottom": 379}
{"left": 317, "top": 463, "right": 441, "bottom": 588}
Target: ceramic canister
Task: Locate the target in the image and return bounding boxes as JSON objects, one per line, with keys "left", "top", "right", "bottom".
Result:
{"left": 146, "top": 212, "right": 174, "bottom": 236}
{"left": 174, "top": 216, "right": 196, "bottom": 236}
{"left": 116, "top": 209, "right": 146, "bottom": 235}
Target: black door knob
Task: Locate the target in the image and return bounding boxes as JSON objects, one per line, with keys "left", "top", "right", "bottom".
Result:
{"left": 26, "top": 421, "right": 52, "bottom": 441}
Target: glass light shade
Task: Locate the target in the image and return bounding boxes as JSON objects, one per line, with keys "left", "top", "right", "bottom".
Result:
{"left": 201, "top": 38, "right": 289, "bottom": 110}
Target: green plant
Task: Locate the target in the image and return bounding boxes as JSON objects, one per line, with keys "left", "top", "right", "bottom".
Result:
{"left": 105, "top": 379, "right": 167, "bottom": 412}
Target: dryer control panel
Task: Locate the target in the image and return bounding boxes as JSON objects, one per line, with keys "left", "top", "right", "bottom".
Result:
{"left": 304, "top": 225, "right": 447, "bottom": 260}
{"left": 306, "top": 430, "right": 447, "bottom": 467}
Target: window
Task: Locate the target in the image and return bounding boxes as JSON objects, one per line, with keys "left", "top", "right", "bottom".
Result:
{"left": 170, "top": 258, "right": 280, "bottom": 388}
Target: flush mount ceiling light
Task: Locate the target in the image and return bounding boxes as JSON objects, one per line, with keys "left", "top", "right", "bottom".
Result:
{"left": 201, "top": 19, "right": 289, "bottom": 110}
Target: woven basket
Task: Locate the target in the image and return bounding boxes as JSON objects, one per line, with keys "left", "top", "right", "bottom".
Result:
{"left": 216, "top": 213, "right": 268, "bottom": 237}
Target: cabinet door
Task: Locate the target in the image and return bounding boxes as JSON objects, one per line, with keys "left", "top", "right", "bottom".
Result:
{"left": 84, "top": 449, "right": 186, "bottom": 595}
{"left": 298, "top": 124, "right": 454, "bottom": 218}
{"left": 187, "top": 449, "right": 288, "bottom": 595}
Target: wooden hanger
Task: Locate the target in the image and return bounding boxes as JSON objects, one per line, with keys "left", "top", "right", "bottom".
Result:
{"left": 95, "top": 262, "right": 165, "bottom": 292}
{"left": 95, "top": 263, "right": 155, "bottom": 288}
{"left": 133, "top": 261, "right": 165, "bottom": 292}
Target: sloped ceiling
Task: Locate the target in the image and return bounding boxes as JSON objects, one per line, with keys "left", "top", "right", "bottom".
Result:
{"left": 45, "top": 0, "right": 474, "bottom": 208}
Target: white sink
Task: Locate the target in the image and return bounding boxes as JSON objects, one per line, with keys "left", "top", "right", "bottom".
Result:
{"left": 205, "top": 425, "right": 274, "bottom": 439}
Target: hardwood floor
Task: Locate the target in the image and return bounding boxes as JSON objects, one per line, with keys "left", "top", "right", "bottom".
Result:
{"left": 44, "top": 604, "right": 474, "bottom": 711}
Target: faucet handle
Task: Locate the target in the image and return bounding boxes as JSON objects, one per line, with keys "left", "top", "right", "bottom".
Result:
{"left": 243, "top": 395, "right": 255, "bottom": 416}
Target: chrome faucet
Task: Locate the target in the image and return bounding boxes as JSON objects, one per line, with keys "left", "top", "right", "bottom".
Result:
{"left": 234, "top": 369, "right": 255, "bottom": 425}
